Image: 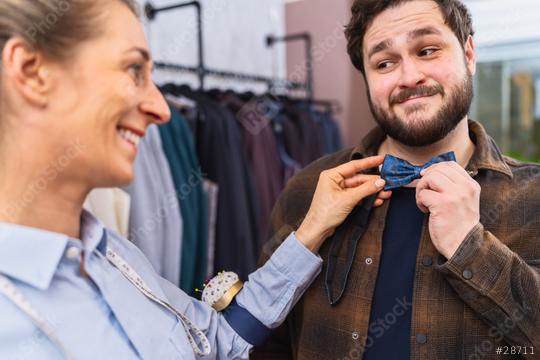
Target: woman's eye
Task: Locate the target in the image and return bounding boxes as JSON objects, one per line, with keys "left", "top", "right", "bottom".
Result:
{"left": 128, "top": 63, "right": 145, "bottom": 82}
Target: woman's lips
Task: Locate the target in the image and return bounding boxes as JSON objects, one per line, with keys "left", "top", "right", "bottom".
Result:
{"left": 117, "top": 126, "right": 142, "bottom": 151}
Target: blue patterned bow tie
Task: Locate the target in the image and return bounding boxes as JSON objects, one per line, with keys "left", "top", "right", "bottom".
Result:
{"left": 380, "top": 151, "right": 456, "bottom": 190}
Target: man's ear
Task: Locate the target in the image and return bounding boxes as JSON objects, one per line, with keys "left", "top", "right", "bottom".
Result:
{"left": 1, "top": 37, "right": 53, "bottom": 108}
{"left": 464, "top": 35, "right": 476, "bottom": 76}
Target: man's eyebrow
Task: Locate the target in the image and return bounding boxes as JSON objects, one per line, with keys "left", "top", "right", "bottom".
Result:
{"left": 407, "top": 26, "right": 442, "bottom": 42}
{"left": 367, "top": 39, "right": 393, "bottom": 60}
{"left": 367, "top": 26, "right": 443, "bottom": 60}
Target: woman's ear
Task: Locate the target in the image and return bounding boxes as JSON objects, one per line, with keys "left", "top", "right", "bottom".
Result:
{"left": 1, "top": 37, "right": 53, "bottom": 108}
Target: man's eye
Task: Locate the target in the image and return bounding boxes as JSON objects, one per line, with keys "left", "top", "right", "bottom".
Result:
{"left": 377, "top": 61, "right": 393, "bottom": 70}
{"left": 419, "top": 48, "right": 437, "bottom": 56}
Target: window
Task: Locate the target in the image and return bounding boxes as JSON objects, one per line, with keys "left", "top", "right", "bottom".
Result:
{"left": 471, "top": 45, "right": 540, "bottom": 163}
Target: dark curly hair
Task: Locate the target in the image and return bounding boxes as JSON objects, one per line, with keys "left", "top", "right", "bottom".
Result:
{"left": 345, "top": 0, "right": 474, "bottom": 75}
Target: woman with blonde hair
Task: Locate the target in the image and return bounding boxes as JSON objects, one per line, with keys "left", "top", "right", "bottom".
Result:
{"left": 0, "top": 0, "right": 388, "bottom": 358}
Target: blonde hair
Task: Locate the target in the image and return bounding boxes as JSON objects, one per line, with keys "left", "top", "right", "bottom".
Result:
{"left": 0, "top": 0, "right": 139, "bottom": 60}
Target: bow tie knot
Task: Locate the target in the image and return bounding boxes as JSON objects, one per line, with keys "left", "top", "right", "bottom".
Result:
{"left": 380, "top": 151, "right": 456, "bottom": 190}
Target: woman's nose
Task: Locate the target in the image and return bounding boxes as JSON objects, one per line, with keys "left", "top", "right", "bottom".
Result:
{"left": 139, "top": 82, "right": 171, "bottom": 125}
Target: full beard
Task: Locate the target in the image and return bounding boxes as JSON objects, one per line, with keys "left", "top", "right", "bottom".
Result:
{"left": 368, "top": 72, "right": 474, "bottom": 147}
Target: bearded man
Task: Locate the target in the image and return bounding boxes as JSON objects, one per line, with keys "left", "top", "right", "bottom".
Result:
{"left": 252, "top": 1, "right": 540, "bottom": 359}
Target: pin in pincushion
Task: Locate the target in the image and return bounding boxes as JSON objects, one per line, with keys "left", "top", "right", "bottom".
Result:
{"left": 201, "top": 272, "right": 243, "bottom": 311}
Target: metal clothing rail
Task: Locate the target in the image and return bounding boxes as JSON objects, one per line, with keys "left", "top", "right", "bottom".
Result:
{"left": 144, "top": 1, "right": 308, "bottom": 93}
{"left": 310, "top": 99, "right": 342, "bottom": 115}
{"left": 153, "top": 61, "right": 306, "bottom": 92}
{"left": 266, "top": 32, "right": 314, "bottom": 100}
{"left": 144, "top": 1, "right": 341, "bottom": 114}
{"left": 144, "top": 1, "right": 205, "bottom": 87}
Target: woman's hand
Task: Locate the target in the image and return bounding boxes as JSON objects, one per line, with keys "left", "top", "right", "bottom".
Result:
{"left": 296, "top": 155, "right": 390, "bottom": 253}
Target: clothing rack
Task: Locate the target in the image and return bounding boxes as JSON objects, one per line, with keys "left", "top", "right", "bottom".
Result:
{"left": 144, "top": 1, "right": 205, "bottom": 87}
{"left": 144, "top": 1, "right": 341, "bottom": 114}
{"left": 310, "top": 99, "right": 342, "bottom": 115}
{"left": 266, "top": 32, "right": 313, "bottom": 100}
{"left": 144, "top": 1, "right": 307, "bottom": 94}
{"left": 266, "top": 34, "right": 343, "bottom": 114}
{"left": 153, "top": 61, "right": 305, "bottom": 93}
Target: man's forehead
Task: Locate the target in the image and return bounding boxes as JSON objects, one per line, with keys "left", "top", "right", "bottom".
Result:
{"left": 364, "top": 1, "right": 447, "bottom": 47}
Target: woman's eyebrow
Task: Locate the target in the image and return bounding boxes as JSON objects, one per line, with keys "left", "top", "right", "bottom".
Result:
{"left": 124, "top": 47, "right": 151, "bottom": 62}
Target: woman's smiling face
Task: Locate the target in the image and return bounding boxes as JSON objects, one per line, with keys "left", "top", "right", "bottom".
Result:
{"left": 33, "top": 1, "right": 170, "bottom": 188}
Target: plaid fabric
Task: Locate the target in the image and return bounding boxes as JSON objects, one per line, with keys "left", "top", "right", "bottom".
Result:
{"left": 252, "top": 120, "right": 540, "bottom": 360}
{"left": 381, "top": 151, "right": 456, "bottom": 190}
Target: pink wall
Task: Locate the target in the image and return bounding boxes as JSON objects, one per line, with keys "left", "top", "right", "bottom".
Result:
{"left": 285, "top": 0, "right": 376, "bottom": 147}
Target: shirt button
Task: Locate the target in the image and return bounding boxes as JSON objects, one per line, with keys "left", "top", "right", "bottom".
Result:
{"left": 66, "top": 247, "right": 81, "bottom": 260}
{"left": 365, "top": 257, "right": 373, "bottom": 265}
{"left": 463, "top": 269, "right": 473, "bottom": 280}
{"left": 352, "top": 331, "right": 359, "bottom": 340}
{"left": 421, "top": 256, "right": 433, "bottom": 267}
{"left": 416, "top": 333, "right": 427, "bottom": 344}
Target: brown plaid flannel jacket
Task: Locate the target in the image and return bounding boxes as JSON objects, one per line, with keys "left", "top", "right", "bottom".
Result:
{"left": 252, "top": 120, "right": 540, "bottom": 360}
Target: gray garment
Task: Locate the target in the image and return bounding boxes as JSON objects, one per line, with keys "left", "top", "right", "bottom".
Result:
{"left": 123, "top": 124, "right": 183, "bottom": 286}
{"left": 203, "top": 180, "right": 219, "bottom": 276}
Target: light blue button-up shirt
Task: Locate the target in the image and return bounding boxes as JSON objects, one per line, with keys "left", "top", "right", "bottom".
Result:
{"left": 0, "top": 210, "right": 322, "bottom": 359}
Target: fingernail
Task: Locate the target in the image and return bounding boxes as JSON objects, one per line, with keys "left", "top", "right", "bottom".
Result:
{"left": 375, "top": 179, "right": 386, "bottom": 188}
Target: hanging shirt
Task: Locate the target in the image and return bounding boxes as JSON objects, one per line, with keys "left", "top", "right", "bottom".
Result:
{"left": 181, "top": 91, "right": 260, "bottom": 282}
{"left": 0, "top": 210, "right": 322, "bottom": 359}
{"left": 83, "top": 188, "right": 131, "bottom": 238}
{"left": 158, "top": 107, "right": 208, "bottom": 294}
{"left": 219, "top": 93, "right": 285, "bottom": 253}
{"left": 124, "top": 124, "right": 184, "bottom": 287}
{"left": 203, "top": 180, "right": 219, "bottom": 277}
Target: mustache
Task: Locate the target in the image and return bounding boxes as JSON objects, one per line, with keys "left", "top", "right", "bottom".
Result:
{"left": 390, "top": 84, "right": 445, "bottom": 105}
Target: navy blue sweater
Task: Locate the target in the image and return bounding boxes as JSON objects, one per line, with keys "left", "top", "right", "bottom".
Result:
{"left": 363, "top": 188, "right": 425, "bottom": 360}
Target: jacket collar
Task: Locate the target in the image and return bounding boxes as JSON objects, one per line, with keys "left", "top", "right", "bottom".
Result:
{"left": 350, "top": 119, "right": 513, "bottom": 179}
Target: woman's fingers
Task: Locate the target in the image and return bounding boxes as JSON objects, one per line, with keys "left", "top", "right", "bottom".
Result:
{"left": 339, "top": 159, "right": 392, "bottom": 206}
{"left": 349, "top": 177, "right": 386, "bottom": 201}
{"left": 377, "top": 190, "right": 392, "bottom": 200}
{"left": 330, "top": 155, "right": 385, "bottom": 180}
{"left": 295, "top": 157, "right": 387, "bottom": 252}
{"left": 343, "top": 174, "right": 381, "bottom": 188}
{"left": 373, "top": 198, "right": 384, "bottom": 207}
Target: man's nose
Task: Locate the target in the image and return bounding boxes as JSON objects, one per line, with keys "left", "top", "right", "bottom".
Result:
{"left": 397, "top": 58, "right": 426, "bottom": 89}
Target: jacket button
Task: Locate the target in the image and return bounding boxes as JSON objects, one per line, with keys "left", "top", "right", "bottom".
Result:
{"left": 352, "top": 331, "right": 359, "bottom": 340}
{"left": 421, "top": 256, "right": 433, "bottom": 267}
{"left": 463, "top": 269, "right": 473, "bottom": 280}
{"left": 365, "top": 257, "right": 373, "bottom": 265}
{"left": 416, "top": 333, "right": 427, "bottom": 344}
{"left": 436, "top": 254, "right": 447, "bottom": 266}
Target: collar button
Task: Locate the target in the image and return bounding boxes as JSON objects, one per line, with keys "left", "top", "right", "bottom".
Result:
{"left": 66, "top": 247, "right": 81, "bottom": 260}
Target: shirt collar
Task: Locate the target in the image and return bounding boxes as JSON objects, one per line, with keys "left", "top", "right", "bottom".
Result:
{"left": 350, "top": 119, "right": 513, "bottom": 179}
{"left": 0, "top": 223, "right": 69, "bottom": 290}
{"left": 0, "top": 210, "right": 108, "bottom": 291}
{"left": 80, "top": 209, "right": 108, "bottom": 255}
